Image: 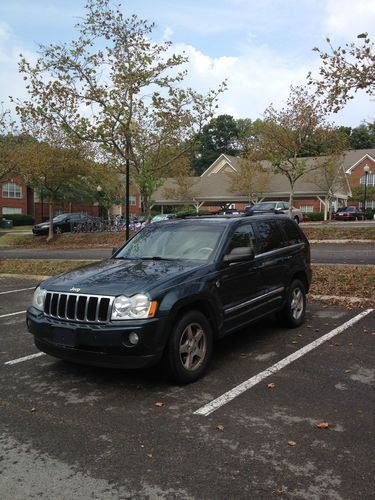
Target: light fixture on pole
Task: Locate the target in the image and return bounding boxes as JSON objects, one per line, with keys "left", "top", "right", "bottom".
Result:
{"left": 363, "top": 164, "right": 370, "bottom": 215}
{"left": 96, "top": 185, "right": 103, "bottom": 218}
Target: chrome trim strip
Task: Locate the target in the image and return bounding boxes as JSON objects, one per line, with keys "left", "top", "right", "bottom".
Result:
{"left": 44, "top": 291, "right": 114, "bottom": 323}
{"left": 254, "top": 243, "right": 304, "bottom": 260}
{"left": 224, "top": 287, "right": 285, "bottom": 315}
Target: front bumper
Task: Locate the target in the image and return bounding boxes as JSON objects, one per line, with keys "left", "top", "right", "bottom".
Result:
{"left": 26, "top": 307, "right": 169, "bottom": 369}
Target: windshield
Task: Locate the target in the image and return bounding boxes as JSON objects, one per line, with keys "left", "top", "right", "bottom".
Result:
{"left": 52, "top": 214, "right": 68, "bottom": 222}
{"left": 115, "top": 222, "right": 225, "bottom": 261}
{"left": 252, "top": 202, "right": 277, "bottom": 210}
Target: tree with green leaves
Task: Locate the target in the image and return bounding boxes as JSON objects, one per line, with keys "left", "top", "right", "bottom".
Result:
{"left": 259, "top": 86, "right": 347, "bottom": 214}
{"left": 191, "top": 114, "right": 239, "bottom": 175}
{"left": 308, "top": 33, "right": 375, "bottom": 112}
{"left": 15, "top": 0, "right": 224, "bottom": 232}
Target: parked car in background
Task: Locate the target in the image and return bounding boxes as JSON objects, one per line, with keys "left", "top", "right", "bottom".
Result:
{"left": 334, "top": 207, "right": 364, "bottom": 221}
{"left": 245, "top": 201, "right": 303, "bottom": 223}
{"left": 32, "top": 213, "right": 95, "bottom": 235}
{"left": 151, "top": 213, "right": 176, "bottom": 223}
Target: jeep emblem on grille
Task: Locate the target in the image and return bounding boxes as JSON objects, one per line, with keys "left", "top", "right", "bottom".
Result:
{"left": 70, "top": 287, "right": 81, "bottom": 292}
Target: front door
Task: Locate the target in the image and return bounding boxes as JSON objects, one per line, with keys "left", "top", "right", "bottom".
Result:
{"left": 218, "top": 223, "right": 264, "bottom": 334}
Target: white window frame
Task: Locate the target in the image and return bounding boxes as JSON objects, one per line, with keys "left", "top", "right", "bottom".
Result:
{"left": 300, "top": 205, "right": 314, "bottom": 213}
{"left": 2, "top": 182, "right": 22, "bottom": 199}
{"left": 2, "top": 207, "right": 22, "bottom": 214}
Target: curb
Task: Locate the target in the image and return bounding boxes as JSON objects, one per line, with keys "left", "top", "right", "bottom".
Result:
{"left": 309, "top": 239, "right": 375, "bottom": 244}
{"left": 310, "top": 294, "right": 375, "bottom": 308}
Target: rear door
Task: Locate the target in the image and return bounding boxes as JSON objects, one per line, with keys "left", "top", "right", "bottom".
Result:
{"left": 251, "top": 219, "right": 289, "bottom": 308}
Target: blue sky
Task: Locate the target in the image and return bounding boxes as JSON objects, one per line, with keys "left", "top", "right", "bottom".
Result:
{"left": 1, "top": 0, "right": 374, "bottom": 126}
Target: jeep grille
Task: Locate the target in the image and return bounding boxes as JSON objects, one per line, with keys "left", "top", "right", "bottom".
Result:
{"left": 44, "top": 292, "right": 114, "bottom": 323}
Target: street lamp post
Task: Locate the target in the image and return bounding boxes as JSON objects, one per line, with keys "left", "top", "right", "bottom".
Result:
{"left": 363, "top": 165, "right": 370, "bottom": 217}
{"left": 96, "top": 185, "right": 103, "bottom": 219}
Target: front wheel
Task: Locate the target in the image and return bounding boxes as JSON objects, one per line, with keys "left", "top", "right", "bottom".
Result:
{"left": 166, "top": 310, "right": 213, "bottom": 384}
{"left": 277, "top": 279, "right": 306, "bottom": 328}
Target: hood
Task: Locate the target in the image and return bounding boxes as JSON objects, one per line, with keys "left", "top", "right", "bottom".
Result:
{"left": 41, "top": 258, "right": 207, "bottom": 297}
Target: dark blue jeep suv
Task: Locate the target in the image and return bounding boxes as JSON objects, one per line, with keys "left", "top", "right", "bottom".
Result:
{"left": 27, "top": 214, "right": 312, "bottom": 383}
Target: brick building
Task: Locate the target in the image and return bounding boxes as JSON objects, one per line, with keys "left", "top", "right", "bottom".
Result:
{"left": 0, "top": 176, "right": 142, "bottom": 223}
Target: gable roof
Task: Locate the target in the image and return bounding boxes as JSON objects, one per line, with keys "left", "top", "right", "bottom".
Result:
{"left": 343, "top": 151, "right": 375, "bottom": 174}
{"left": 153, "top": 150, "right": 371, "bottom": 205}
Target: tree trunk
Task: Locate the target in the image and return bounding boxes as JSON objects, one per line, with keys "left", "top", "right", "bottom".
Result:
{"left": 142, "top": 191, "right": 152, "bottom": 223}
{"left": 288, "top": 185, "right": 295, "bottom": 218}
{"left": 47, "top": 199, "right": 54, "bottom": 242}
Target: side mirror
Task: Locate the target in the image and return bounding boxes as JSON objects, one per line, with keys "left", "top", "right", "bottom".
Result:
{"left": 223, "top": 246, "right": 255, "bottom": 264}
{"left": 112, "top": 247, "right": 118, "bottom": 256}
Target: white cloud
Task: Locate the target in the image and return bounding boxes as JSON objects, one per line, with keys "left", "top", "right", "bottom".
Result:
{"left": 324, "top": 0, "right": 375, "bottom": 39}
{"left": 173, "top": 42, "right": 373, "bottom": 127}
{"left": 162, "top": 27, "right": 174, "bottom": 41}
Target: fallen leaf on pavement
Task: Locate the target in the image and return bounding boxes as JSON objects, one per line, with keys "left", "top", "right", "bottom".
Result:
{"left": 287, "top": 440, "right": 297, "bottom": 446}
{"left": 216, "top": 424, "right": 225, "bottom": 431}
{"left": 155, "top": 401, "right": 164, "bottom": 407}
{"left": 317, "top": 422, "right": 329, "bottom": 429}
{"left": 267, "top": 383, "right": 276, "bottom": 389}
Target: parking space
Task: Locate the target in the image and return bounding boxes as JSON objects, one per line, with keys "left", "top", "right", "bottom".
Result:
{"left": 1, "top": 276, "right": 374, "bottom": 499}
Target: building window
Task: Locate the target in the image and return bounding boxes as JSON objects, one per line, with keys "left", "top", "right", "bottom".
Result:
{"left": 360, "top": 174, "right": 375, "bottom": 186}
{"left": 300, "top": 205, "right": 314, "bottom": 213}
{"left": 129, "top": 195, "right": 137, "bottom": 206}
{"left": 2, "top": 182, "right": 22, "bottom": 199}
{"left": 2, "top": 207, "right": 22, "bottom": 214}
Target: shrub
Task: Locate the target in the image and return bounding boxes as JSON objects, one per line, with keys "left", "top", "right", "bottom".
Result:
{"left": 303, "top": 212, "right": 324, "bottom": 221}
{"left": 365, "top": 208, "right": 375, "bottom": 220}
{"left": 1, "top": 214, "right": 35, "bottom": 226}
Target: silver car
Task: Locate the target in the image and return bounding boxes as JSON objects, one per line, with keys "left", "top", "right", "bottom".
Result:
{"left": 245, "top": 201, "right": 303, "bottom": 223}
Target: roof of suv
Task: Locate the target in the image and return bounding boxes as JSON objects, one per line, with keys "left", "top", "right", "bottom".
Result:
{"left": 170, "top": 213, "right": 291, "bottom": 225}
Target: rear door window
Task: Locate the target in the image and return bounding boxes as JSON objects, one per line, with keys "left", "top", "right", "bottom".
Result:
{"left": 253, "top": 220, "right": 284, "bottom": 254}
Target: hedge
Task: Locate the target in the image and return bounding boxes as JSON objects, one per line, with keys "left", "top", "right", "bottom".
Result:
{"left": 303, "top": 212, "right": 324, "bottom": 221}
{"left": 1, "top": 214, "right": 35, "bottom": 226}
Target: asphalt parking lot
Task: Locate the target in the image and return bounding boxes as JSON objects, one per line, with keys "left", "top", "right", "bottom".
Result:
{"left": 1, "top": 276, "right": 374, "bottom": 499}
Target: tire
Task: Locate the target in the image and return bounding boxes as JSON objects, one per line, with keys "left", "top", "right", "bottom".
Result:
{"left": 277, "top": 279, "right": 306, "bottom": 328}
{"left": 54, "top": 226, "right": 62, "bottom": 235}
{"left": 166, "top": 310, "right": 213, "bottom": 384}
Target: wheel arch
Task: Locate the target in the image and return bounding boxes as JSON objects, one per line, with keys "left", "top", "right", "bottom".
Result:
{"left": 168, "top": 297, "right": 221, "bottom": 341}
{"left": 289, "top": 271, "right": 309, "bottom": 293}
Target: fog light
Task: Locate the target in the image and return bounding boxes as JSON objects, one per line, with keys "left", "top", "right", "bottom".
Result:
{"left": 129, "top": 332, "right": 139, "bottom": 345}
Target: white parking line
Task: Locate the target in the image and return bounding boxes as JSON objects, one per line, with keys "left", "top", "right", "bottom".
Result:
{"left": 5, "top": 352, "right": 46, "bottom": 365}
{"left": 0, "top": 287, "right": 35, "bottom": 295}
{"left": 194, "top": 308, "right": 373, "bottom": 417}
{"left": 0, "top": 310, "right": 26, "bottom": 319}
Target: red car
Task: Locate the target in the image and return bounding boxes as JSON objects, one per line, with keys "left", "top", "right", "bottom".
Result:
{"left": 334, "top": 207, "right": 364, "bottom": 221}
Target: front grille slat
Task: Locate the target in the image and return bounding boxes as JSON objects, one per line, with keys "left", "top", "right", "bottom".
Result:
{"left": 43, "top": 292, "right": 113, "bottom": 324}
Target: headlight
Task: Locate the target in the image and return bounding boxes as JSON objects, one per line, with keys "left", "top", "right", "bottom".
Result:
{"left": 111, "top": 294, "right": 157, "bottom": 320}
{"left": 32, "top": 286, "right": 47, "bottom": 311}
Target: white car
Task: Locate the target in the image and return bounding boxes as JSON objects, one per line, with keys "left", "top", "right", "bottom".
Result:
{"left": 245, "top": 201, "right": 303, "bottom": 223}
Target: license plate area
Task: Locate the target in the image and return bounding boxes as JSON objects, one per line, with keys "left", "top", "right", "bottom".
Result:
{"left": 51, "top": 326, "right": 77, "bottom": 347}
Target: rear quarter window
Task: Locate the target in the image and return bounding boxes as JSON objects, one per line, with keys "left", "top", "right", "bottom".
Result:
{"left": 277, "top": 219, "right": 305, "bottom": 245}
